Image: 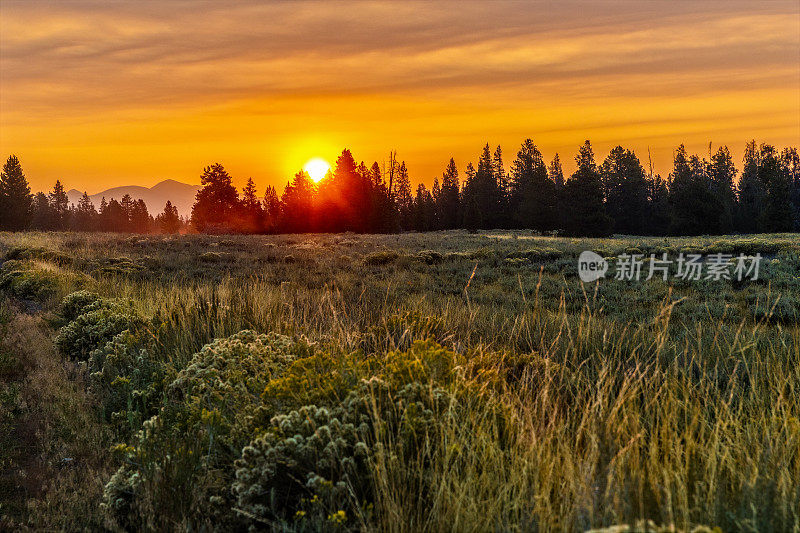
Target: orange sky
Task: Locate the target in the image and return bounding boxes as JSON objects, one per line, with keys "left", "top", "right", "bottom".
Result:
{"left": 1, "top": 1, "right": 799, "bottom": 195}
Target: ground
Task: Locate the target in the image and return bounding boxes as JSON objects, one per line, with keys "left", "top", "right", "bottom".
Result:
{"left": 0, "top": 230, "right": 798, "bottom": 531}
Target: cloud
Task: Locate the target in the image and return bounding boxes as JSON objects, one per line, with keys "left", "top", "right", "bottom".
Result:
{"left": 0, "top": 0, "right": 798, "bottom": 191}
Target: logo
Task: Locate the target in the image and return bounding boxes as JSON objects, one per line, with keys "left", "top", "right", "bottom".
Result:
{"left": 578, "top": 251, "right": 608, "bottom": 282}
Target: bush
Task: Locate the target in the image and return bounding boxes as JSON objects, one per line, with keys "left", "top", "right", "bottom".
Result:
{"left": 59, "top": 290, "right": 103, "bottom": 324}
{"left": 88, "top": 329, "right": 169, "bottom": 437}
{"left": 0, "top": 267, "right": 61, "bottom": 302}
{"left": 102, "top": 330, "right": 312, "bottom": 530}
{"left": 364, "top": 250, "right": 399, "bottom": 266}
{"left": 233, "top": 378, "right": 455, "bottom": 529}
{"left": 55, "top": 301, "right": 145, "bottom": 361}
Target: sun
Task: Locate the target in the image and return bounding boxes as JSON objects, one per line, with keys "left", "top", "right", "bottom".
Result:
{"left": 303, "top": 158, "right": 330, "bottom": 182}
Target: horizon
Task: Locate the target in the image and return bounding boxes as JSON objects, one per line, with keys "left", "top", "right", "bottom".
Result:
{"left": 1, "top": 0, "right": 798, "bottom": 194}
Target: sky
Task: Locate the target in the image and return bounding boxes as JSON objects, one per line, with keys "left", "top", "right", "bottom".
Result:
{"left": 1, "top": 0, "right": 799, "bottom": 195}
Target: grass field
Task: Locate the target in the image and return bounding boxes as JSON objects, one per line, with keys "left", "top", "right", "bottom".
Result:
{"left": 1, "top": 231, "right": 798, "bottom": 532}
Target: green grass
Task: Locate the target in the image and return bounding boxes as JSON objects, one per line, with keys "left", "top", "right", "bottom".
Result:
{"left": 0, "top": 230, "right": 798, "bottom": 531}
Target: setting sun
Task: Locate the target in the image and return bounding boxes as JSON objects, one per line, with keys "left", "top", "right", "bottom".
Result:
{"left": 303, "top": 158, "right": 331, "bottom": 182}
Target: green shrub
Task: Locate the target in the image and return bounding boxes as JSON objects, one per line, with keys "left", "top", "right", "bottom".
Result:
{"left": 364, "top": 250, "right": 399, "bottom": 266}
{"left": 0, "top": 267, "right": 61, "bottom": 302}
{"left": 59, "top": 290, "right": 103, "bottom": 323}
{"left": 102, "top": 330, "right": 312, "bottom": 530}
{"left": 233, "top": 378, "right": 455, "bottom": 529}
{"left": 55, "top": 301, "right": 145, "bottom": 361}
{"left": 88, "top": 329, "right": 169, "bottom": 437}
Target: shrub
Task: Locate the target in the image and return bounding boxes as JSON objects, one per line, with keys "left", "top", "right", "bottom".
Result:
{"left": 0, "top": 267, "right": 61, "bottom": 302}
{"left": 88, "top": 329, "right": 169, "bottom": 437}
{"left": 55, "top": 301, "right": 145, "bottom": 361}
{"left": 59, "top": 290, "right": 103, "bottom": 324}
{"left": 416, "top": 250, "right": 443, "bottom": 264}
{"left": 102, "top": 330, "right": 312, "bottom": 530}
{"left": 233, "top": 378, "right": 455, "bottom": 528}
{"left": 364, "top": 250, "right": 399, "bottom": 266}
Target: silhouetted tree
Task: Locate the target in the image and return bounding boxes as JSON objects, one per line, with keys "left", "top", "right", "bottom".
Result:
{"left": 548, "top": 154, "right": 565, "bottom": 231}
{"left": 280, "top": 170, "right": 315, "bottom": 233}
{"left": 509, "top": 139, "right": 556, "bottom": 231}
{"left": 158, "top": 200, "right": 181, "bottom": 233}
{"left": 241, "top": 177, "right": 263, "bottom": 233}
{"left": 668, "top": 146, "right": 722, "bottom": 235}
{"left": 438, "top": 158, "right": 460, "bottom": 229}
{"left": 707, "top": 146, "right": 737, "bottom": 233}
{"left": 262, "top": 185, "right": 281, "bottom": 233}
{"left": 394, "top": 161, "right": 413, "bottom": 230}
{"left": 781, "top": 147, "right": 800, "bottom": 230}
{"left": 563, "top": 141, "right": 611, "bottom": 236}
{"left": 760, "top": 144, "right": 793, "bottom": 232}
{"left": 0, "top": 155, "right": 32, "bottom": 230}
{"left": 30, "top": 192, "right": 54, "bottom": 230}
{"left": 601, "top": 146, "right": 649, "bottom": 234}
{"left": 412, "top": 184, "right": 436, "bottom": 231}
{"left": 191, "top": 163, "right": 241, "bottom": 233}
{"left": 737, "top": 140, "right": 766, "bottom": 233}
{"left": 647, "top": 174, "right": 670, "bottom": 236}
{"left": 74, "top": 192, "right": 98, "bottom": 231}
{"left": 49, "top": 180, "right": 70, "bottom": 230}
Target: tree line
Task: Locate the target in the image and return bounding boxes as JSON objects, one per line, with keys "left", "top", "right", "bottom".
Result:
{"left": 0, "top": 156, "right": 185, "bottom": 233}
{"left": 2, "top": 139, "right": 799, "bottom": 236}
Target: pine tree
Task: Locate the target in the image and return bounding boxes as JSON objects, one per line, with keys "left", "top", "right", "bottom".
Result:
{"left": 280, "top": 171, "right": 315, "bottom": 233}
{"left": 30, "top": 192, "right": 54, "bottom": 230}
{"left": 394, "top": 161, "right": 413, "bottom": 230}
{"left": 563, "top": 141, "right": 611, "bottom": 237}
{"left": 509, "top": 139, "right": 556, "bottom": 231}
{"left": 760, "top": 144, "right": 793, "bottom": 232}
{"left": 158, "top": 201, "right": 181, "bottom": 233}
{"left": 74, "top": 192, "right": 98, "bottom": 231}
{"left": 0, "top": 155, "right": 32, "bottom": 230}
{"left": 780, "top": 147, "right": 800, "bottom": 230}
{"left": 49, "top": 180, "right": 70, "bottom": 230}
{"left": 668, "top": 146, "right": 722, "bottom": 235}
{"left": 241, "top": 177, "right": 263, "bottom": 233}
{"left": 600, "top": 146, "right": 649, "bottom": 234}
{"left": 707, "top": 146, "right": 737, "bottom": 233}
{"left": 548, "top": 154, "right": 564, "bottom": 189}
{"left": 493, "top": 145, "right": 510, "bottom": 227}
{"left": 191, "top": 163, "right": 241, "bottom": 233}
{"left": 438, "top": 158, "right": 460, "bottom": 229}
{"left": 737, "top": 140, "right": 766, "bottom": 233}
{"left": 262, "top": 185, "right": 281, "bottom": 233}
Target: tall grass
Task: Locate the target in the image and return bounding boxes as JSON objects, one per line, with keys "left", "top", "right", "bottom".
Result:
{"left": 0, "top": 231, "right": 798, "bottom": 531}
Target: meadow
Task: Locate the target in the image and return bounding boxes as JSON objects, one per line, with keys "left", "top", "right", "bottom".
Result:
{"left": 0, "top": 230, "right": 798, "bottom": 532}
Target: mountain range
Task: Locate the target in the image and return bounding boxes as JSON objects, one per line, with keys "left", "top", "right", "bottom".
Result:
{"left": 66, "top": 180, "right": 201, "bottom": 218}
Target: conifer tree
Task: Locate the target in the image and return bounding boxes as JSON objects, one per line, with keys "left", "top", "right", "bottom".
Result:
{"left": 30, "top": 192, "right": 54, "bottom": 230}
{"left": 74, "top": 192, "right": 98, "bottom": 231}
{"left": 438, "top": 158, "right": 460, "bottom": 229}
{"left": 707, "top": 146, "right": 737, "bottom": 233}
{"left": 760, "top": 144, "right": 793, "bottom": 232}
{"left": 262, "top": 185, "right": 281, "bottom": 233}
{"left": 158, "top": 201, "right": 181, "bottom": 233}
{"left": 49, "top": 180, "right": 70, "bottom": 230}
{"left": 394, "top": 161, "right": 413, "bottom": 230}
{"left": 600, "top": 146, "right": 649, "bottom": 234}
{"left": 191, "top": 163, "right": 241, "bottom": 233}
{"left": 0, "top": 155, "right": 32, "bottom": 230}
{"left": 509, "top": 139, "right": 556, "bottom": 231}
{"left": 737, "top": 140, "right": 766, "bottom": 233}
{"left": 563, "top": 141, "right": 611, "bottom": 236}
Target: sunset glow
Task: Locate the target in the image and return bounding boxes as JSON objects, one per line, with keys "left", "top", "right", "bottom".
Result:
{"left": 0, "top": 1, "right": 798, "bottom": 194}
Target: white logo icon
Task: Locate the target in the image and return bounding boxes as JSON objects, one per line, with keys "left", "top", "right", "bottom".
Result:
{"left": 578, "top": 251, "right": 608, "bottom": 282}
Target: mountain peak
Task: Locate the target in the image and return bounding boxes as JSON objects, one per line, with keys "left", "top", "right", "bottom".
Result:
{"left": 66, "top": 180, "right": 201, "bottom": 217}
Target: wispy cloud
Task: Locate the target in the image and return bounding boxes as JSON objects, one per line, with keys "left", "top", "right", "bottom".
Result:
{"left": 1, "top": 0, "right": 798, "bottom": 192}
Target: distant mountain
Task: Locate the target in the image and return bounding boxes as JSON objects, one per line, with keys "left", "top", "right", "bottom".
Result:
{"left": 67, "top": 179, "right": 200, "bottom": 217}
